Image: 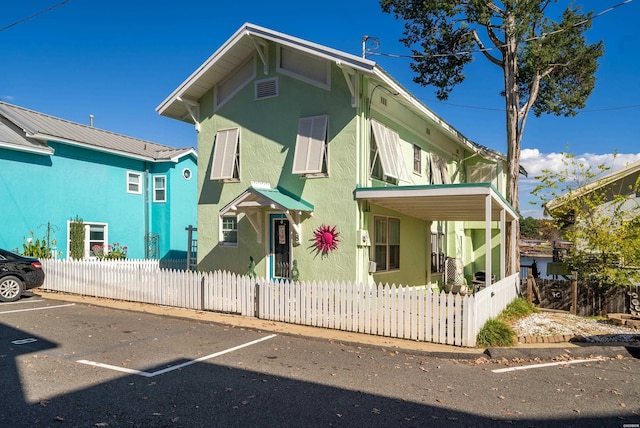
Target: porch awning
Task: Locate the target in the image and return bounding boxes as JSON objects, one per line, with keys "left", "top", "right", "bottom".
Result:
{"left": 354, "top": 183, "right": 518, "bottom": 222}
{"left": 220, "top": 185, "right": 314, "bottom": 244}
{"left": 220, "top": 186, "right": 314, "bottom": 215}
{"left": 356, "top": 183, "right": 518, "bottom": 284}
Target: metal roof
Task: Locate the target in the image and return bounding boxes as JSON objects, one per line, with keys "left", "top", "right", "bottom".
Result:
{"left": 546, "top": 158, "right": 640, "bottom": 213}
{"left": 0, "top": 101, "right": 196, "bottom": 162}
{"left": 155, "top": 23, "right": 515, "bottom": 167}
{"left": 355, "top": 183, "right": 518, "bottom": 222}
{"left": 219, "top": 185, "right": 314, "bottom": 216}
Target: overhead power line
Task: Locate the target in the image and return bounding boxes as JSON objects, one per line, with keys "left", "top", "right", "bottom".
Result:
{"left": 0, "top": 1, "right": 71, "bottom": 33}
{"left": 368, "top": 0, "right": 633, "bottom": 60}
{"left": 420, "top": 97, "right": 640, "bottom": 113}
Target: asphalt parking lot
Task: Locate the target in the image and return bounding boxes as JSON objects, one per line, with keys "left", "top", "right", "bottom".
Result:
{"left": 2, "top": 295, "right": 639, "bottom": 427}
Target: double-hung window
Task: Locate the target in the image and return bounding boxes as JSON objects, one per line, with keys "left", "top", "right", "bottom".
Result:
{"left": 220, "top": 216, "right": 238, "bottom": 246}
{"left": 370, "top": 120, "right": 410, "bottom": 183}
{"left": 127, "top": 172, "right": 142, "bottom": 194}
{"left": 413, "top": 145, "right": 422, "bottom": 174}
{"left": 210, "top": 128, "right": 240, "bottom": 181}
{"left": 153, "top": 176, "right": 166, "bottom": 202}
{"left": 292, "top": 115, "right": 329, "bottom": 176}
{"left": 374, "top": 216, "right": 400, "bottom": 272}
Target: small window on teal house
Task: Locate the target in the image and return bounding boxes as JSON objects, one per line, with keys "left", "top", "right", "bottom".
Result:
{"left": 221, "top": 216, "right": 238, "bottom": 246}
{"left": 153, "top": 176, "right": 166, "bottom": 202}
{"left": 374, "top": 216, "right": 400, "bottom": 272}
{"left": 127, "top": 172, "right": 142, "bottom": 194}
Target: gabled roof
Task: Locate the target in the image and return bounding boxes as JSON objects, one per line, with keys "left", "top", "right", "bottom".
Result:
{"left": 156, "top": 23, "right": 511, "bottom": 165}
{"left": 546, "top": 158, "right": 640, "bottom": 213}
{"left": 0, "top": 101, "right": 196, "bottom": 162}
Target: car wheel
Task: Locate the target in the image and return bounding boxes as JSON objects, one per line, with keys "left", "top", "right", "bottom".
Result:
{"left": 0, "top": 276, "right": 24, "bottom": 302}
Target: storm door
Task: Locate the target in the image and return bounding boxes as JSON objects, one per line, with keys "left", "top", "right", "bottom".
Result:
{"left": 270, "top": 215, "right": 291, "bottom": 280}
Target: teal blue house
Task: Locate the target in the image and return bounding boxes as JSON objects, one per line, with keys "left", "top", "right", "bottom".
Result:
{"left": 157, "top": 24, "right": 519, "bottom": 287}
{"left": 0, "top": 101, "right": 197, "bottom": 260}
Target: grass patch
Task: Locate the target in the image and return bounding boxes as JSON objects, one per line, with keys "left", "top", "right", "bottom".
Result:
{"left": 476, "top": 298, "right": 539, "bottom": 348}
{"left": 476, "top": 319, "right": 515, "bottom": 347}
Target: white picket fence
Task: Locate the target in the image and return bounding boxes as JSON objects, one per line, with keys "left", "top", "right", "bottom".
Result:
{"left": 40, "top": 259, "right": 519, "bottom": 347}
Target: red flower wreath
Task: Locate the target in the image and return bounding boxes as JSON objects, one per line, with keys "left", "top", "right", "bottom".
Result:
{"left": 312, "top": 224, "right": 340, "bottom": 255}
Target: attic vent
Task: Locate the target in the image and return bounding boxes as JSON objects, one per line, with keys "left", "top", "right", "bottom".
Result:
{"left": 255, "top": 77, "right": 278, "bottom": 100}
{"left": 380, "top": 96, "right": 387, "bottom": 106}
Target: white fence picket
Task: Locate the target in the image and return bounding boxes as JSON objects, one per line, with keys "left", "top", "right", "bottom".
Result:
{"left": 40, "top": 260, "right": 519, "bottom": 347}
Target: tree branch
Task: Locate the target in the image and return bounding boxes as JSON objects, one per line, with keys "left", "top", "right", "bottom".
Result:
{"left": 471, "top": 30, "right": 502, "bottom": 67}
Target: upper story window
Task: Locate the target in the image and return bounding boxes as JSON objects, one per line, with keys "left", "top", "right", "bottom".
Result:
{"left": 429, "top": 152, "right": 451, "bottom": 184}
{"left": 277, "top": 46, "right": 330, "bottom": 90}
{"left": 127, "top": 172, "right": 142, "bottom": 194}
{"left": 292, "top": 115, "right": 329, "bottom": 176}
{"left": 210, "top": 128, "right": 240, "bottom": 182}
{"left": 153, "top": 176, "right": 166, "bottom": 202}
{"left": 215, "top": 56, "right": 256, "bottom": 109}
{"left": 413, "top": 145, "right": 422, "bottom": 174}
{"left": 370, "top": 120, "right": 410, "bottom": 184}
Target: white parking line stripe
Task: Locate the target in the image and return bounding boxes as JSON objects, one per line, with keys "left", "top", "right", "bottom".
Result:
{"left": 77, "top": 334, "right": 278, "bottom": 378}
{"left": 492, "top": 357, "right": 605, "bottom": 373}
{"left": 0, "top": 303, "right": 75, "bottom": 314}
{"left": 2, "top": 299, "right": 45, "bottom": 305}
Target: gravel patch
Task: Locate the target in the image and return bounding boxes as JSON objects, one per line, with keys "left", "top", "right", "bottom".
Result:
{"left": 511, "top": 312, "right": 640, "bottom": 343}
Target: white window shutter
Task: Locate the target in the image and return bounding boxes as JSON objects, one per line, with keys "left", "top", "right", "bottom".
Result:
{"left": 292, "top": 115, "right": 328, "bottom": 174}
{"left": 371, "top": 120, "right": 395, "bottom": 179}
{"left": 210, "top": 128, "right": 239, "bottom": 180}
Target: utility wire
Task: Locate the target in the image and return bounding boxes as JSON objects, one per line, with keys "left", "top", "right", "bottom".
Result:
{"left": 419, "top": 97, "right": 640, "bottom": 113}
{"left": 369, "top": 0, "right": 633, "bottom": 60}
{"left": 0, "top": 1, "right": 71, "bottom": 33}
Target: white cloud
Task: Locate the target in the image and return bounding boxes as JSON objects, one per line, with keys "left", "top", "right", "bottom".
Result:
{"left": 518, "top": 149, "right": 640, "bottom": 218}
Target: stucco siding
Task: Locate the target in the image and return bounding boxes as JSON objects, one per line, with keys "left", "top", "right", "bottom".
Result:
{"left": 195, "top": 51, "right": 361, "bottom": 281}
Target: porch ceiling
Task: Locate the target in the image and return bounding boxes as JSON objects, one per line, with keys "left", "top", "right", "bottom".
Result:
{"left": 355, "top": 183, "right": 518, "bottom": 223}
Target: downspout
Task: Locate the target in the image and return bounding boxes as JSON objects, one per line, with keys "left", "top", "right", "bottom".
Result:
{"left": 144, "top": 163, "right": 149, "bottom": 259}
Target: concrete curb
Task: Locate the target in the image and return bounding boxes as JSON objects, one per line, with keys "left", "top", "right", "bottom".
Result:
{"left": 487, "top": 344, "right": 640, "bottom": 360}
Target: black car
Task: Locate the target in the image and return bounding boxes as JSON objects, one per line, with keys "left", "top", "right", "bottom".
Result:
{"left": 0, "top": 248, "right": 45, "bottom": 302}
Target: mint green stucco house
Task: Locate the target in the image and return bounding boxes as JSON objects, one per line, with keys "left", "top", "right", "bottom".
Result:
{"left": 157, "top": 23, "right": 518, "bottom": 287}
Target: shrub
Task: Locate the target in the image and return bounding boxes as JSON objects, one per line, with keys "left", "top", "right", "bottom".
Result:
{"left": 69, "top": 216, "right": 85, "bottom": 260}
{"left": 476, "top": 298, "right": 538, "bottom": 347}
{"left": 476, "top": 319, "right": 516, "bottom": 347}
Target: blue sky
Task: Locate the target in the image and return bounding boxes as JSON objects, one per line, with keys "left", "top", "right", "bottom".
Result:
{"left": 2, "top": 1, "right": 639, "bottom": 218}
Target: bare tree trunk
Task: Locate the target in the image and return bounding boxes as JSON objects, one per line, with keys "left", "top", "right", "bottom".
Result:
{"left": 503, "top": 16, "right": 521, "bottom": 276}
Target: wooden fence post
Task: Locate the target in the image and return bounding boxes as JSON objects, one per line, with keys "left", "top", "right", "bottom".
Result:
{"left": 527, "top": 267, "right": 533, "bottom": 305}
{"left": 570, "top": 271, "right": 578, "bottom": 315}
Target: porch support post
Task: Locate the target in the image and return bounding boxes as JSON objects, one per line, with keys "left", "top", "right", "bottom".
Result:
{"left": 484, "top": 194, "right": 492, "bottom": 289}
{"left": 510, "top": 217, "right": 517, "bottom": 276}
{"left": 500, "top": 208, "right": 506, "bottom": 280}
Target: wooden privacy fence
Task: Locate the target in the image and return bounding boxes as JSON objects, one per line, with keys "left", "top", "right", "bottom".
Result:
{"left": 40, "top": 259, "right": 520, "bottom": 347}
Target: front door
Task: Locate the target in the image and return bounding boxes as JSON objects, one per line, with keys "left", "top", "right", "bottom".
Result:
{"left": 270, "top": 215, "right": 291, "bottom": 279}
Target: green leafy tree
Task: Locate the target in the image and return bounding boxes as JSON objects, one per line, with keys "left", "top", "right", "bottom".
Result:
{"left": 532, "top": 153, "right": 640, "bottom": 290}
{"left": 519, "top": 216, "right": 538, "bottom": 238}
{"left": 380, "top": 0, "right": 604, "bottom": 273}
